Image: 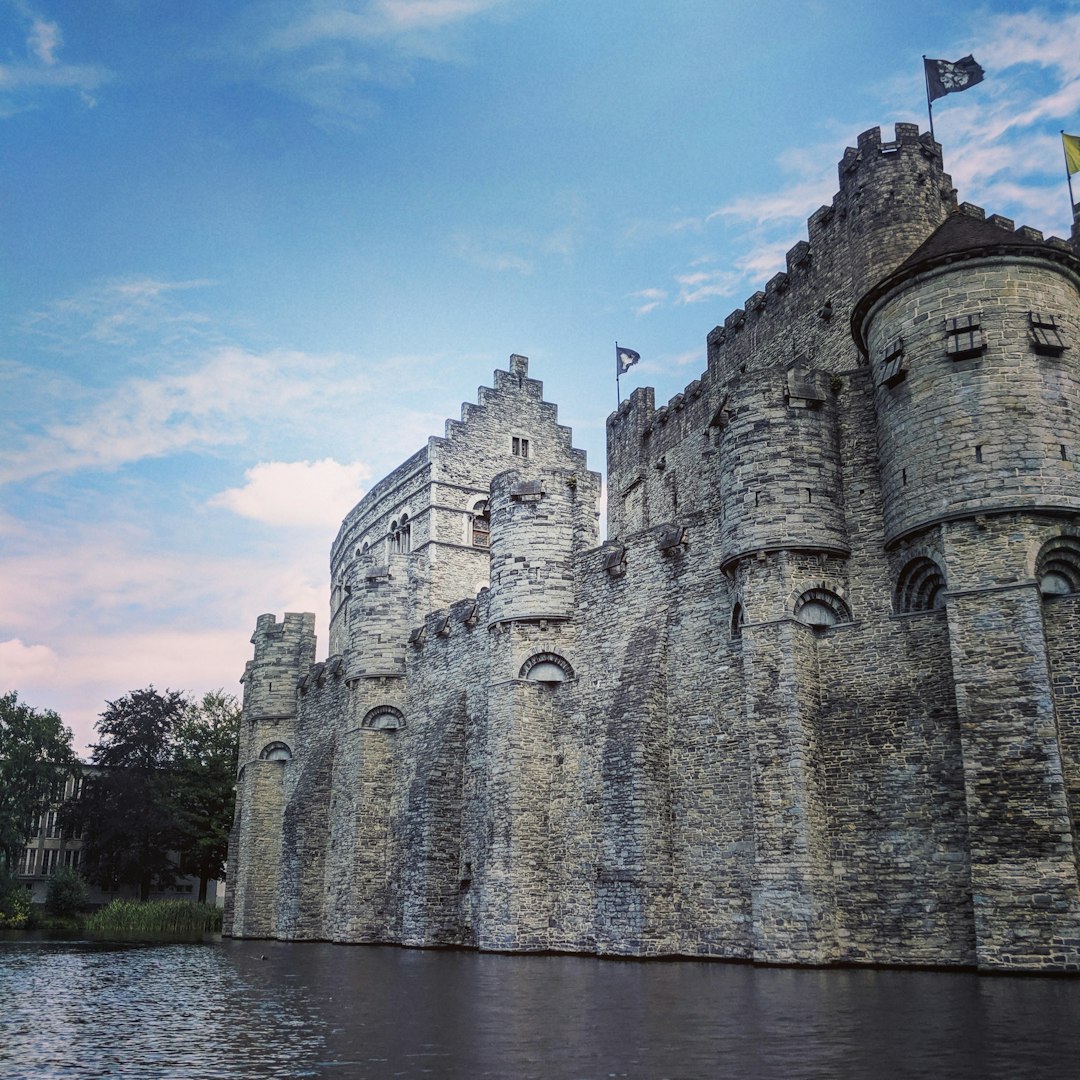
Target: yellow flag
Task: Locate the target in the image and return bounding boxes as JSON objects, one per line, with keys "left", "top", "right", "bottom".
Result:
{"left": 1064, "top": 132, "right": 1080, "bottom": 176}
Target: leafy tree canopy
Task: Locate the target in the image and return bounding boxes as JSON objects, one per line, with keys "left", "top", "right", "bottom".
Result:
{"left": 0, "top": 691, "right": 78, "bottom": 869}
{"left": 71, "top": 688, "right": 190, "bottom": 901}
{"left": 173, "top": 691, "right": 241, "bottom": 903}
{"left": 67, "top": 687, "right": 240, "bottom": 903}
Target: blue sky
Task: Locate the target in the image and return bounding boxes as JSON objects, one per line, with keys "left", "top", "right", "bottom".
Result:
{"left": 2, "top": 0, "right": 1079, "bottom": 754}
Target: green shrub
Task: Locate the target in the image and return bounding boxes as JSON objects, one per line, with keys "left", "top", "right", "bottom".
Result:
{"left": 0, "top": 880, "right": 31, "bottom": 928}
{"left": 46, "top": 866, "right": 87, "bottom": 917}
{"left": 86, "top": 898, "right": 222, "bottom": 934}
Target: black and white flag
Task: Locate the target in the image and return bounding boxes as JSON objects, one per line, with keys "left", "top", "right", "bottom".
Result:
{"left": 924, "top": 55, "right": 985, "bottom": 101}
{"left": 616, "top": 345, "right": 641, "bottom": 374}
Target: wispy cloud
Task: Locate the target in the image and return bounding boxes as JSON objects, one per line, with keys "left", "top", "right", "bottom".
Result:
{"left": 0, "top": 3, "right": 110, "bottom": 115}
{"left": 24, "top": 277, "right": 218, "bottom": 350}
{"left": 210, "top": 459, "right": 372, "bottom": 528}
{"left": 241, "top": 0, "right": 518, "bottom": 127}
{"left": 452, "top": 233, "right": 533, "bottom": 274}
{"left": 630, "top": 288, "right": 667, "bottom": 316}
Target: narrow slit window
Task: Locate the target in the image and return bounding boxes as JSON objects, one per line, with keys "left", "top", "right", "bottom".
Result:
{"left": 1030, "top": 311, "right": 1066, "bottom": 357}
{"left": 946, "top": 313, "right": 986, "bottom": 360}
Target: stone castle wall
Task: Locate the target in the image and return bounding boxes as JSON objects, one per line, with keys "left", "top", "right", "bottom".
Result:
{"left": 225, "top": 124, "right": 1080, "bottom": 972}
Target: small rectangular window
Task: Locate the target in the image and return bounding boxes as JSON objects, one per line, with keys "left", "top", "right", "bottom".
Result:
{"left": 512, "top": 436, "right": 530, "bottom": 458}
{"left": 878, "top": 336, "right": 908, "bottom": 387}
{"left": 946, "top": 313, "right": 986, "bottom": 359}
{"left": 1030, "top": 311, "right": 1066, "bottom": 356}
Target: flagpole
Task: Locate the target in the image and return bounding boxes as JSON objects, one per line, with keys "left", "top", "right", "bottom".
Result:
{"left": 1063, "top": 131, "right": 1078, "bottom": 227}
{"left": 923, "top": 56, "right": 935, "bottom": 142}
{"left": 615, "top": 341, "right": 621, "bottom": 409}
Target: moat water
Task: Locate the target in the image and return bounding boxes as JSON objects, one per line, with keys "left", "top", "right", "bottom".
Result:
{"left": 1, "top": 935, "right": 1079, "bottom": 1079}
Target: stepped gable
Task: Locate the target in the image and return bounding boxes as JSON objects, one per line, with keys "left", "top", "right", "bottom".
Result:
{"left": 852, "top": 206, "right": 1080, "bottom": 352}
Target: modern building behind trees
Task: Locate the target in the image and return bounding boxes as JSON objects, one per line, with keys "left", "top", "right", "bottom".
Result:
{"left": 16, "top": 762, "right": 224, "bottom": 907}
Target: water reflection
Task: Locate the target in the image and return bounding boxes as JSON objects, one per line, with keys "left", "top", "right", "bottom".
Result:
{"left": 1, "top": 935, "right": 1078, "bottom": 1078}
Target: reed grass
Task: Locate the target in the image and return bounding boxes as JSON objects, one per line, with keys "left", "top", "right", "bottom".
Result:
{"left": 86, "top": 899, "right": 222, "bottom": 934}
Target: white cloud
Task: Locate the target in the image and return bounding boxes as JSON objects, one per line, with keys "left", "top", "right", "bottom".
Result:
{"left": 630, "top": 288, "right": 667, "bottom": 316}
{"left": 28, "top": 18, "right": 60, "bottom": 65}
{"left": 675, "top": 267, "right": 743, "bottom": 306}
{"left": 210, "top": 459, "right": 372, "bottom": 528}
{"left": 0, "top": 638, "right": 60, "bottom": 683}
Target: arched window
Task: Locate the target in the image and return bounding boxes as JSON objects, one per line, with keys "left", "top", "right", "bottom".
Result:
{"left": 1036, "top": 535, "right": 1080, "bottom": 596}
{"left": 399, "top": 514, "right": 411, "bottom": 554}
{"left": 731, "top": 602, "right": 745, "bottom": 639}
{"left": 793, "top": 588, "right": 851, "bottom": 629}
{"left": 260, "top": 741, "right": 292, "bottom": 761}
{"left": 470, "top": 500, "right": 490, "bottom": 548}
{"left": 895, "top": 556, "right": 947, "bottom": 613}
{"left": 362, "top": 706, "right": 405, "bottom": 731}
{"left": 519, "top": 652, "right": 574, "bottom": 683}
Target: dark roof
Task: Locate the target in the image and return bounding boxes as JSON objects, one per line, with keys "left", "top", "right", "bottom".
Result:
{"left": 891, "top": 213, "right": 1041, "bottom": 276}
{"left": 851, "top": 211, "right": 1080, "bottom": 353}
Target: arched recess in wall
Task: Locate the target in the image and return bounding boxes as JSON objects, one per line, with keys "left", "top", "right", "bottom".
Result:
{"left": 362, "top": 705, "right": 406, "bottom": 730}
{"left": 260, "top": 741, "right": 292, "bottom": 761}
{"left": 731, "top": 601, "right": 746, "bottom": 639}
{"left": 1036, "top": 535, "right": 1080, "bottom": 596}
{"left": 895, "top": 556, "right": 948, "bottom": 612}
{"left": 519, "top": 652, "right": 574, "bottom": 683}
{"left": 469, "top": 498, "right": 490, "bottom": 548}
{"left": 793, "top": 587, "right": 851, "bottom": 629}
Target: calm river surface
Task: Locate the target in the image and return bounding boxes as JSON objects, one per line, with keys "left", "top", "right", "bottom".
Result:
{"left": 1, "top": 935, "right": 1079, "bottom": 1079}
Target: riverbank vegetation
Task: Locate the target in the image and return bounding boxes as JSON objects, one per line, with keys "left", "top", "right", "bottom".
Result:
{"left": 86, "top": 898, "right": 223, "bottom": 934}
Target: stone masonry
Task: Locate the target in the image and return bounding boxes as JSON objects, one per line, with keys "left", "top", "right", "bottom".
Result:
{"left": 224, "top": 125, "right": 1080, "bottom": 972}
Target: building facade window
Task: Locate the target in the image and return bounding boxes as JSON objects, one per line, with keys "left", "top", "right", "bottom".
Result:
{"left": 894, "top": 556, "right": 947, "bottom": 612}
{"left": 1036, "top": 535, "right": 1080, "bottom": 596}
{"left": 793, "top": 588, "right": 851, "bottom": 629}
{"left": 470, "top": 500, "right": 490, "bottom": 548}
{"left": 512, "top": 436, "right": 530, "bottom": 458}
{"left": 945, "top": 313, "right": 986, "bottom": 359}
{"left": 390, "top": 516, "right": 412, "bottom": 554}
{"left": 362, "top": 706, "right": 405, "bottom": 730}
{"left": 879, "top": 336, "right": 908, "bottom": 387}
{"left": 260, "top": 741, "right": 293, "bottom": 761}
{"left": 1030, "top": 311, "right": 1066, "bottom": 356}
{"left": 519, "top": 652, "right": 574, "bottom": 683}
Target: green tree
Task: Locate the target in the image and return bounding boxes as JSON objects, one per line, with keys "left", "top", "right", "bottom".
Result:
{"left": 68, "top": 688, "right": 188, "bottom": 901}
{"left": 45, "top": 865, "right": 87, "bottom": 917}
{"left": 173, "top": 691, "right": 240, "bottom": 904}
{"left": 0, "top": 691, "right": 78, "bottom": 871}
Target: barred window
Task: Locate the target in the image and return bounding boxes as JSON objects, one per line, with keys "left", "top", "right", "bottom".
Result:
{"left": 879, "top": 336, "right": 908, "bottom": 387}
{"left": 946, "top": 313, "right": 986, "bottom": 359}
{"left": 1030, "top": 311, "right": 1066, "bottom": 357}
{"left": 512, "top": 436, "right": 530, "bottom": 458}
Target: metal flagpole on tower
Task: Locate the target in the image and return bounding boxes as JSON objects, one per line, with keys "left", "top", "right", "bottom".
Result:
{"left": 1062, "top": 131, "right": 1078, "bottom": 228}
{"left": 615, "top": 341, "right": 621, "bottom": 410}
{"left": 923, "top": 56, "right": 935, "bottom": 142}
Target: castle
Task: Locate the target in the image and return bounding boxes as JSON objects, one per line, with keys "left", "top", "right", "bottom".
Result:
{"left": 224, "top": 124, "right": 1080, "bottom": 973}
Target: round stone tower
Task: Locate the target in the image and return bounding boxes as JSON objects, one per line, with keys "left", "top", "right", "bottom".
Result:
{"left": 835, "top": 124, "right": 957, "bottom": 305}
{"left": 487, "top": 465, "right": 598, "bottom": 626}
{"left": 854, "top": 208, "right": 1080, "bottom": 547}
{"left": 718, "top": 363, "right": 848, "bottom": 573}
